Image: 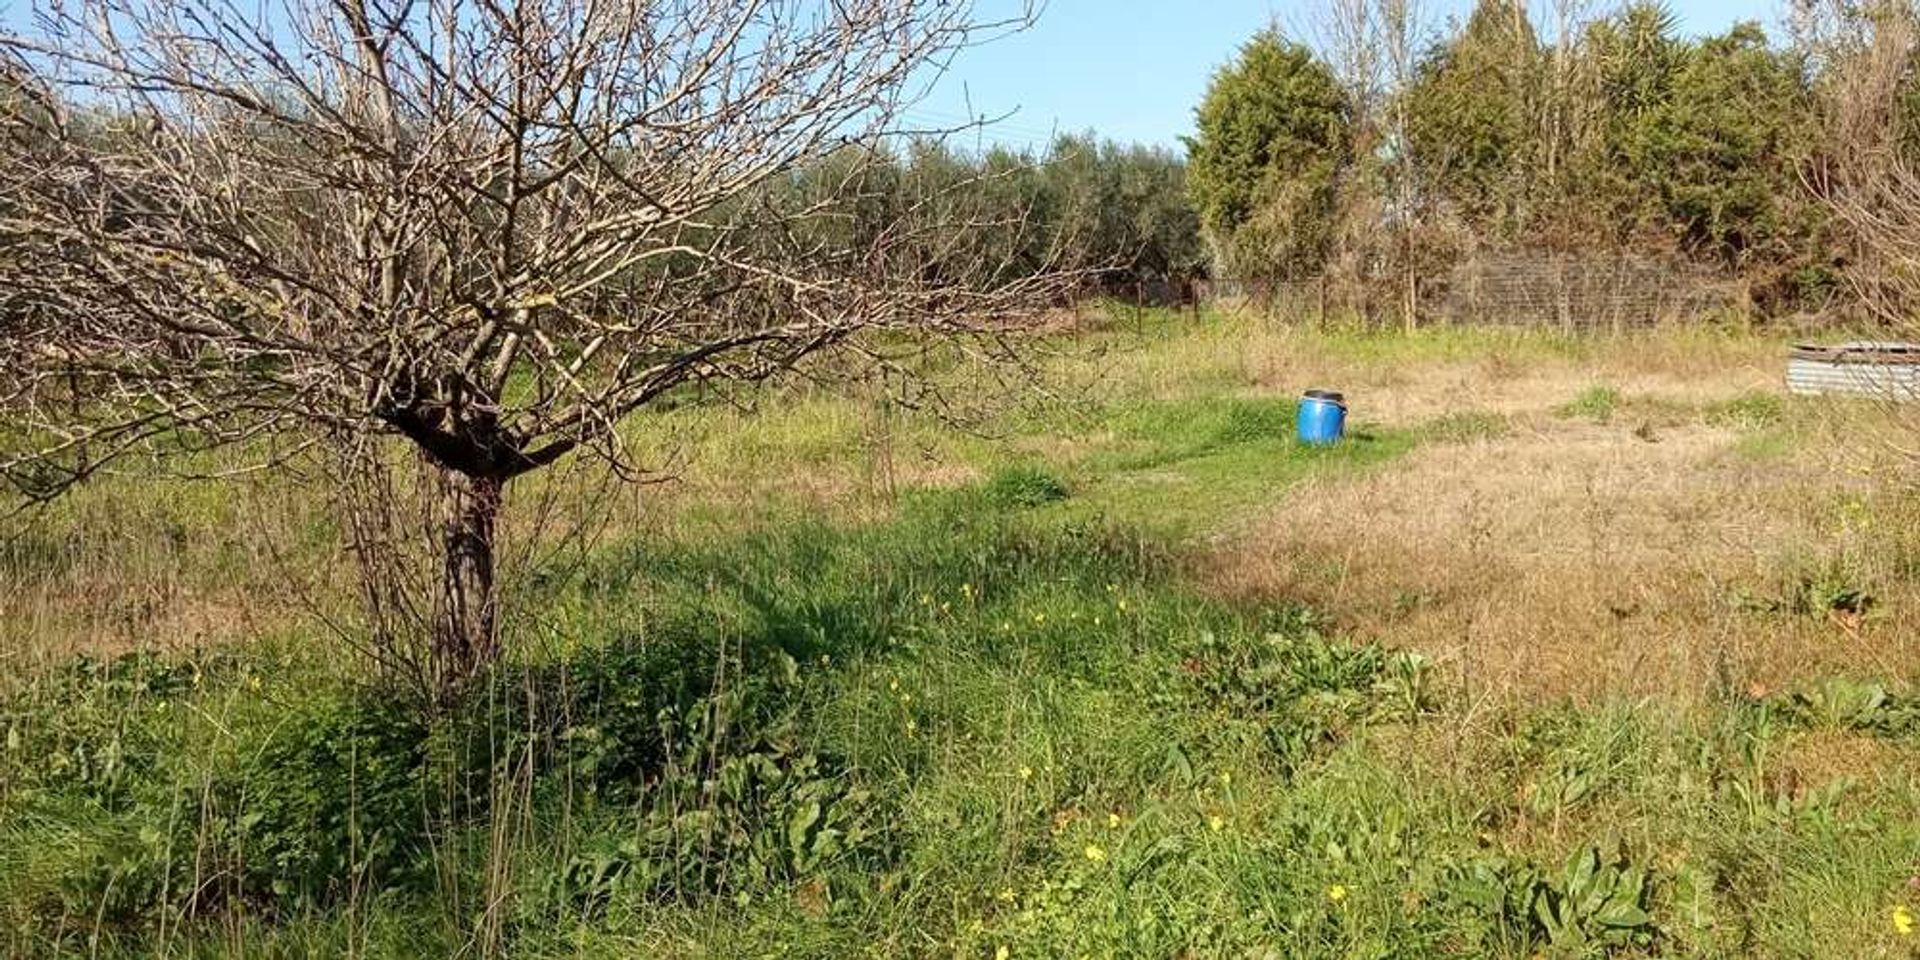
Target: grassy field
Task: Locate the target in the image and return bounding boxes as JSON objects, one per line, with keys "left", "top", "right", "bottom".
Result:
{"left": 1, "top": 308, "right": 1917, "bottom": 958}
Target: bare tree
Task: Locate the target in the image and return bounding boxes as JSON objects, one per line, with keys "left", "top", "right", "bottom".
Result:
{"left": 0, "top": 0, "right": 1066, "bottom": 698}
{"left": 1314, "top": 0, "right": 1426, "bottom": 330}
{"left": 1379, "top": 0, "right": 1422, "bottom": 332}
{"left": 1318, "top": 0, "right": 1384, "bottom": 124}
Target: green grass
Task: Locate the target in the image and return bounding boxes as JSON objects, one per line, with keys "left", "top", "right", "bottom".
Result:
{"left": 1559, "top": 384, "right": 1622, "bottom": 423}
{"left": 1043, "top": 395, "right": 1411, "bottom": 535}
{"left": 8, "top": 497, "right": 1915, "bottom": 957}
{"left": 1, "top": 315, "right": 1917, "bottom": 958}
{"left": 1706, "top": 390, "right": 1787, "bottom": 431}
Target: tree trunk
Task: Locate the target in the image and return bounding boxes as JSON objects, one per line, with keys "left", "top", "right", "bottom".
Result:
{"left": 434, "top": 468, "right": 502, "bottom": 698}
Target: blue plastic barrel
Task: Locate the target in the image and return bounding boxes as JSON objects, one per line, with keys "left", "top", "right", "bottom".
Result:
{"left": 1296, "top": 389, "right": 1346, "bottom": 445}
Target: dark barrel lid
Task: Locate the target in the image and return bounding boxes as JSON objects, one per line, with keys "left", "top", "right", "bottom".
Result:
{"left": 1302, "top": 389, "right": 1345, "bottom": 403}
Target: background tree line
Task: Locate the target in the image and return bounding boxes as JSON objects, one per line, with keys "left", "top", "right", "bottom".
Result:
{"left": 1187, "top": 0, "right": 1920, "bottom": 322}
{"left": 774, "top": 134, "right": 1205, "bottom": 300}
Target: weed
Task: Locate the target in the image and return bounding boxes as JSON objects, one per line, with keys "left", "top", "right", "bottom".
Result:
{"left": 1781, "top": 678, "right": 1919, "bottom": 737}
{"left": 1444, "top": 842, "right": 1657, "bottom": 954}
{"left": 1166, "top": 628, "right": 1392, "bottom": 773}
{"left": 1800, "top": 572, "right": 1875, "bottom": 618}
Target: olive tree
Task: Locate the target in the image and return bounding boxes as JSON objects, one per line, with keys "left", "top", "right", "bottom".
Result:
{"left": 0, "top": 0, "right": 1063, "bottom": 699}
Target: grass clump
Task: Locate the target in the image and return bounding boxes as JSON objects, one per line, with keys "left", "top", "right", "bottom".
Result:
{"left": 1559, "top": 384, "right": 1621, "bottom": 423}
{"left": 1422, "top": 410, "right": 1513, "bottom": 443}
{"left": 982, "top": 464, "right": 1070, "bottom": 508}
{"left": 1707, "top": 390, "right": 1786, "bottom": 430}
{"left": 1071, "top": 395, "right": 1411, "bottom": 535}
{"left": 1217, "top": 397, "right": 1297, "bottom": 444}
{"left": 1733, "top": 428, "right": 1797, "bottom": 461}
{"left": 10, "top": 480, "right": 1912, "bottom": 958}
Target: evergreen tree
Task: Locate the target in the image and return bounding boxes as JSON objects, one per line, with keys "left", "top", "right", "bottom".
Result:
{"left": 1186, "top": 30, "right": 1352, "bottom": 282}
{"left": 1649, "top": 23, "right": 1814, "bottom": 262}
{"left": 1403, "top": 0, "right": 1543, "bottom": 239}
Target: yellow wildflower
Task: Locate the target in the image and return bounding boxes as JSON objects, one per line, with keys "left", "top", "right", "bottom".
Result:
{"left": 1018, "top": 766, "right": 1034, "bottom": 781}
{"left": 1220, "top": 771, "right": 1232, "bottom": 786}
{"left": 996, "top": 886, "right": 1016, "bottom": 903}
{"left": 1208, "top": 814, "right": 1225, "bottom": 832}
{"left": 1083, "top": 844, "right": 1107, "bottom": 863}
{"left": 996, "top": 947, "right": 1011, "bottom": 960}
{"left": 1327, "top": 884, "right": 1349, "bottom": 903}
{"left": 1108, "top": 813, "right": 1122, "bottom": 829}
{"left": 905, "top": 719, "right": 918, "bottom": 736}
{"left": 1033, "top": 612, "right": 1046, "bottom": 624}
{"left": 1895, "top": 904, "right": 1915, "bottom": 937}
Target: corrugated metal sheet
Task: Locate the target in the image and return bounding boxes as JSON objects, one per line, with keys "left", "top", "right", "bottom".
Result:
{"left": 1786, "top": 341, "right": 1920, "bottom": 400}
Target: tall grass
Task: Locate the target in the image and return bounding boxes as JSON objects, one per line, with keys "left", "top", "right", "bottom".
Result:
{"left": 1, "top": 312, "right": 1916, "bottom": 958}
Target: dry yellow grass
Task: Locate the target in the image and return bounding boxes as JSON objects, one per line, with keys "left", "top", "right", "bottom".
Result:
{"left": 1773, "top": 729, "right": 1920, "bottom": 796}
{"left": 0, "top": 476, "right": 332, "bottom": 672}
{"left": 1202, "top": 329, "right": 1919, "bottom": 706}
{"left": 1086, "top": 314, "right": 1781, "bottom": 410}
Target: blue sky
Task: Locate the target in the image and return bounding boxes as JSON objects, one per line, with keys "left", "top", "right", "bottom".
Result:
{"left": 0, "top": 0, "right": 1779, "bottom": 152}
{"left": 917, "top": 0, "right": 1787, "bottom": 152}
